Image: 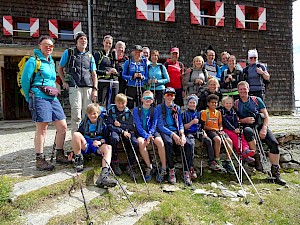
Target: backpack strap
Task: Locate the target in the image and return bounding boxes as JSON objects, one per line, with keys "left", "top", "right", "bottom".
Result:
{"left": 250, "top": 96, "right": 259, "bottom": 105}
{"left": 189, "top": 68, "right": 194, "bottom": 82}
{"left": 234, "top": 99, "right": 239, "bottom": 111}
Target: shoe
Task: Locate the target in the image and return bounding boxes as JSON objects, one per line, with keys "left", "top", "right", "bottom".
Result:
{"left": 182, "top": 171, "right": 192, "bottom": 186}
{"left": 144, "top": 167, "right": 152, "bottom": 182}
{"left": 126, "top": 165, "right": 139, "bottom": 180}
{"left": 56, "top": 149, "right": 71, "bottom": 164}
{"left": 168, "top": 168, "right": 176, "bottom": 184}
{"left": 189, "top": 166, "right": 197, "bottom": 179}
{"left": 96, "top": 167, "right": 117, "bottom": 188}
{"left": 36, "top": 154, "right": 55, "bottom": 171}
{"left": 209, "top": 161, "right": 221, "bottom": 171}
{"left": 111, "top": 161, "right": 122, "bottom": 176}
{"left": 74, "top": 154, "right": 84, "bottom": 172}
{"left": 156, "top": 169, "right": 167, "bottom": 183}
{"left": 253, "top": 152, "right": 263, "bottom": 171}
{"left": 242, "top": 149, "right": 256, "bottom": 158}
{"left": 224, "top": 161, "right": 235, "bottom": 175}
{"left": 215, "top": 160, "right": 227, "bottom": 173}
{"left": 271, "top": 165, "right": 286, "bottom": 186}
{"left": 242, "top": 156, "right": 255, "bottom": 163}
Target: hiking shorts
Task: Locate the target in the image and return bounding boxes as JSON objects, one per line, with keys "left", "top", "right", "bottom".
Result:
{"left": 30, "top": 97, "right": 66, "bottom": 122}
{"left": 136, "top": 131, "right": 161, "bottom": 139}
{"left": 82, "top": 139, "right": 100, "bottom": 155}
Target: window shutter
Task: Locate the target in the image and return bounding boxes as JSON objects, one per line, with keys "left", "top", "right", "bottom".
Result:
{"left": 215, "top": 2, "right": 224, "bottom": 27}
{"left": 190, "top": 0, "right": 201, "bottom": 24}
{"left": 3, "top": 16, "right": 13, "bottom": 36}
{"left": 258, "top": 7, "right": 266, "bottom": 30}
{"left": 73, "top": 21, "right": 82, "bottom": 38}
{"left": 236, "top": 5, "right": 245, "bottom": 29}
{"left": 136, "top": 0, "right": 148, "bottom": 20}
{"left": 165, "top": 0, "right": 175, "bottom": 22}
{"left": 30, "top": 18, "right": 39, "bottom": 37}
{"left": 49, "top": 19, "right": 58, "bottom": 38}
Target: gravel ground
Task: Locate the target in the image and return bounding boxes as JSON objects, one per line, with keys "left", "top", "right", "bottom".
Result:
{"left": 0, "top": 115, "right": 299, "bottom": 178}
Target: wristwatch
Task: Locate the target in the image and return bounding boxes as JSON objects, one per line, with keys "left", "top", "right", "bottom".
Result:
{"left": 92, "top": 86, "right": 98, "bottom": 91}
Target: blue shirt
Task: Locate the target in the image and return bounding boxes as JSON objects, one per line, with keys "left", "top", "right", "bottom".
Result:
{"left": 236, "top": 96, "right": 266, "bottom": 119}
{"left": 148, "top": 63, "right": 170, "bottom": 91}
{"left": 133, "top": 106, "right": 158, "bottom": 139}
{"left": 244, "top": 63, "right": 267, "bottom": 92}
{"left": 122, "top": 59, "right": 148, "bottom": 87}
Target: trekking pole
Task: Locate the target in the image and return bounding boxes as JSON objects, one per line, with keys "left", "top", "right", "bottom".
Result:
{"left": 119, "top": 135, "right": 138, "bottom": 189}
{"left": 179, "top": 144, "right": 194, "bottom": 190}
{"left": 128, "top": 136, "right": 150, "bottom": 195}
{"left": 220, "top": 133, "right": 264, "bottom": 204}
{"left": 71, "top": 167, "right": 94, "bottom": 225}
{"left": 150, "top": 138, "right": 163, "bottom": 190}
{"left": 107, "top": 74, "right": 114, "bottom": 107}
{"left": 238, "top": 123, "right": 243, "bottom": 183}
{"left": 219, "top": 133, "right": 249, "bottom": 205}
{"left": 50, "top": 132, "right": 57, "bottom": 162}
{"left": 98, "top": 147, "right": 138, "bottom": 216}
{"left": 152, "top": 76, "right": 156, "bottom": 105}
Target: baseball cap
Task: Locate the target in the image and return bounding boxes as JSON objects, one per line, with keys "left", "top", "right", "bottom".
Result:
{"left": 248, "top": 49, "right": 258, "bottom": 58}
{"left": 164, "top": 87, "right": 176, "bottom": 94}
{"left": 171, "top": 47, "right": 179, "bottom": 54}
{"left": 74, "top": 31, "right": 87, "bottom": 43}
{"left": 132, "top": 45, "right": 143, "bottom": 52}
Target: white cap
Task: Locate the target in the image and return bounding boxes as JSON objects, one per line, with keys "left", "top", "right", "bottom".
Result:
{"left": 248, "top": 49, "right": 258, "bottom": 58}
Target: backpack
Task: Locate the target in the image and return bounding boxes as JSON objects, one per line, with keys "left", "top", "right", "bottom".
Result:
{"left": 81, "top": 114, "right": 105, "bottom": 138}
{"left": 234, "top": 96, "right": 259, "bottom": 111}
{"left": 66, "top": 47, "right": 93, "bottom": 75}
{"left": 108, "top": 104, "right": 131, "bottom": 121}
{"left": 137, "top": 105, "right": 155, "bottom": 120}
{"left": 161, "top": 103, "right": 180, "bottom": 128}
{"left": 17, "top": 55, "right": 41, "bottom": 96}
{"left": 202, "top": 109, "right": 221, "bottom": 127}
{"left": 244, "top": 64, "right": 270, "bottom": 85}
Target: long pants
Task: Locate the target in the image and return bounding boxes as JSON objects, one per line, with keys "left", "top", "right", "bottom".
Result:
{"left": 98, "top": 80, "right": 119, "bottom": 106}
{"left": 160, "top": 132, "right": 193, "bottom": 171}
{"left": 110, "top": 131, "right": 138, "bottom": 165}
{"left": 126, "top": 86, "right": 144, "bottom": 109}
{"left": 186, "top": 133, "right": 215, "bottom": 164}
{"left": 68, "top": 87, "right": 92, "bottom": 135}
{"left": 223, "top": 129, "right": 250, "bottom": 153}
{"left": 150, "top": 89, "right": 164, "bottom": 105}
{"left": 243, "top": 125, "right": 279, "bottom": 154}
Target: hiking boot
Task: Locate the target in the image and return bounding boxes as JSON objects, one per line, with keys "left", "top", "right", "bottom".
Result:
{"left": 168, "top": 168, "right": 176, "bottom": 185}
{"left": 144, "top": 167, "right": 152, "bottom": 182}
{"left": 156, "top": 169, "right": 167, "bottom": 183}
{"left": 242, "top": 149, "right": 255, "bottom": 158}
{"left": 74, "top": 154, "right": 84, "bottom": 172}
{"left": 271, "top": 165, "right": 286, "bottom": 186}
{"left": 189, "top": 166, "right": 197, "bottom": 180}
{"left": 182, "top": 171, "right": 192, "bottom": 186}
{"left": 252, "top": 152, "right": 263, "bottom": 171}
{"left": 215, "top": 160, "right": 227, "bottom": 173}
{"left": 242, "top": 156, "right": 255, "bottom": 163}
{"left": 224, "top": 161, "right": 235, "bottom": 175}
{"left": 36, "top": 154, "right": 55, "bottom": 171}
{"left": 56, "top": 149, "right": 71, "bottom": 164}
{"left": 126, "top": 165, "right": 139, "bottom": 180}
{"left": 111, "top": 161, "right": 122, "bottom": 176}
{"left": 96, "top": 167, "right": 117, "bottom": 188}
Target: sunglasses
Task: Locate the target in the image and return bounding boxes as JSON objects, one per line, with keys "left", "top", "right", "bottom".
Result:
{"left": 250, "top": 57, "right": 257, "bottom": 59}
{"left": 165, "top": 93, "right": 175, "bottom": 97}
{"left": 41, "top": 44, "right": 54, "bottom": 49}
{"left": 143, "top": 96, "right": 153, "bottom": 100}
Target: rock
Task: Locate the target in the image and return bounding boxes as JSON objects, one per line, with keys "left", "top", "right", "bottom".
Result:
{"left": 221, "top": 189, "right": 238, "bottom": 198}
{"left": 276, "top": 188, "right": 282, "bottom": 191}
{"left": 211, "top": 182, "right": 218, "bottom": 188}
{"left": 193, "top": 188, "right": 214, "bottom": 196}
{"left": 282, "top": 162, "right": 300, "bottom": 170}
{"left": 163, "top": 185, "right": 180, "bottom": 192}
{"left": 290, "top": 151, "right": 300, "bottom": 163}
{"left": 237, "top": 190, "right": 247, "bottom": 197}
{"left": 231, "top": 197, "right": 240, "bottom": 202}
{"left": 280, "top": 153, "right": 292, "bottom": 163}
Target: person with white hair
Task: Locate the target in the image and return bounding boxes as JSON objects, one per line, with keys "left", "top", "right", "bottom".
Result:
{"left": 243, "top": 49, "right": 270, "bottom": 100}
{"left": 115, "top": 41, "right": 129, "bottom": 94}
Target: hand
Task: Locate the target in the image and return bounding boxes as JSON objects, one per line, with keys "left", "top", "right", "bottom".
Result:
{"left": 172, "top": 133, "right": 181, "bottom": 145}
{"left": 148, "top": 79, "right": 152, "bottom": 85}
{"left": 123, "top": 131, "right": 131, "bottom": 138}
{"left": 91, "top": 90, "right": 98, "bottom": 102}
{"left": 180, "top": 135, "right": 186, "bottom": 146}
{"left": 245, "top": 117, "right": 255, "bottom": 124}
{"left": 256, "top": 67, "right": 264, "bottom": 75}
{"left": 193, "top": 118, "right": 199, "bottom": 124}
{"left": 153, "top": 78, "right": 158, "bottom": 83}
{"left": 62, "top": 82, "right": 69, "bottom": 90}
{"left": 259, "top": 126, "right": 267, "bottom": 139}
{"left": 108, "top": 68, "right": 118, "bottom": 75}
{"left": 203, "top": 132, "right": 207, "bottom": 139}
{"left": 114, "top": 120, "right": 121, "bottom": 127}
{"left": 185, "top": 68, "right": 192, "bottom": 75}
{"left": 93, "top": 140, "right": 101, "bottom": 147}
{"left": 182, "top": 91, "right": 185, "bottom": 98}
{"left": 134, "top": 72, "right": 142, "bottom": 78}
{"left": 234, "top": 128, "right": 240, "bottom": 134}
{"left": 146, "top": 136, "right": 153, "bottom": 144}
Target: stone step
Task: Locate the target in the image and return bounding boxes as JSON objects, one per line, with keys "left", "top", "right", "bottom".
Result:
{"left": 10, "top": 167, "right": 93, "bottom": 201}
{"left": 24, "top": 185, "right": 107, "bottom": 225}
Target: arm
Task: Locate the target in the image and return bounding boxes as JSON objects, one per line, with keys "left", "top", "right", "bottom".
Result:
{"left": 21, "top": 58, "right": 35, "bottom": 102}
{"left": 107, "top": 109, "right": 123, "bottom": 134}
{"left": 157, "top": 65, "right": 170, "bottom": 85}
{"left": 122, "top": 60, "right": 132, "bottom": 81}
{"left": 133, "top": 108, "right": 149, "bottom": 139}
{"left": 90, "top": 56, "right": 98, "bottom": 101}
{"left": 149, "top": 109, "right": 158, "bottom": 135}
{"left": 257, "top": 64, "right": 270, "bottom": 81}
{"left": 156, "top": 105, "right": 173, "bottom": 136}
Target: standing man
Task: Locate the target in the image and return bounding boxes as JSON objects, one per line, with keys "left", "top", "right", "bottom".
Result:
{"left": 115, "top": 41, "right": 129, "bottom": 94}
{"left": 58, "top": 31, "right": 98, "bottom": 134}
{"left": 164, "top": 47, "right": 185, "bottom": 107}
{"left": 205, "top": 49, "right": 221, "bottom": 81}
{"left": 142, "top": 46, "right": 151, "bottom": 65}
{"left": 235, "top": 81, "right": 286, "bottom": 186}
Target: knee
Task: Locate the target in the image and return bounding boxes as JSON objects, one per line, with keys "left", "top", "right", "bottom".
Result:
{"left": 244, "top": 128, "right": 254, "bottom": 142}
{"left": 72, "top": 132, "right": 82, "bottom": 140}
{"left": 214, "top": 136, "right": 221, "bottom": 144}
{"left": 154, "top": 137, "right": 164, "bottom": 148}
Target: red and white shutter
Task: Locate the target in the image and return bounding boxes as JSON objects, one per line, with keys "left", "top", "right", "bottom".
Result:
{"left": 136, "top": 0, "right": 148, "bottom": 20}
{"left": 258, "top": 7, "right": 266, "bottom": 30}
{"left": 48, "top": 19, "right": 58, "bottom": 38}
{"left": 73, "top": 21, "right": 82, "bottom": 37}
{"left": 165, "top": 0, "right": 175, "bottom": 22}
{"left": 236, "top": 5, "right": 245, "bottom": 29}
{"left": 30, "top": 18, "right": 39, "bottom": 37}
{"left": 190, "top": 0, "right": 201, "bottom": 24}
{"left": 3, "top": 16, "right": 13, "bottom": 36}
{"left": 215, "top": 2, "right": 224, "bottom": 26}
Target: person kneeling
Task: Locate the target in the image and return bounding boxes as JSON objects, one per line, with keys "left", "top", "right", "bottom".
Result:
{"left": 71, "top": 103, "right": 117, "bottom": 188}
{"left": 133, "top": 90, "right": 167, "bottom": 182}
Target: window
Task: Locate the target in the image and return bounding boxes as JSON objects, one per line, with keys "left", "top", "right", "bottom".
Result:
{"left": 236, "top": 5, "right": 266, "bottom": 30}
{"left": 14, "top": 17, "right": 30, "bottom": 37}
{"left": 58, "top": 20, "right": 73, "bottom": 40}
{"left": 190, "top": 0, "right": 224, "bottom": 27}
{"left": 136, "top": 0, "right": 175, "bottom": 22}
{"left": 2, "top": 16, "right": 39, "bottom": 37}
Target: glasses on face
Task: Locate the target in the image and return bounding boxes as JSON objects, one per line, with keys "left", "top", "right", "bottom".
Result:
{"left": 143, "top": 96, "right": 153, "bottom": 100}
{"left": 41, "top": 44, "right": 54, "bottom": 49}
{"left": 165, "top": 93, "right": 175, "bottom": 97}
{"left": 250, "top": 57, "right": 257, "bottom": 59}
{"left": 207, "top": 55, "right": 215, "bottom": 57}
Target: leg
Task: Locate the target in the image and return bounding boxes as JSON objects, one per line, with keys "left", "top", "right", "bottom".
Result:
{"left": 98, "top": 144, "right": 112, "bottom": 168}
{"left": 138, "top": 137, "right": 151, "bottom": 167}
{"left": 126, "top": 86, "right": 136, "bottom": 109}
{"left": 155, "top": 90, "right": 164, "bottom": 105}
{"left": 69, "top": 87, "right": 83, "bottom": 135}
{"left": 82, "top": 87, "right": 93, "bottom": 117}
{"left": 53, "top": 119, "right": 67, "bottom": 149}
{"left": 34, "top": 122, "right": 48, "bottom": 154}
{"left": 160, "top": 132, "right": 174, "bottom": 169}
{"left": 71, "top": 132, "right": 87, "bottom": 155}
{"left": 184, "top": 135, "right": 194, "bottom": 170}
{"left": 203, "top": 136, "right": 215, "bottom": 163}
{"left": 110, "top": 131, "right": 120, "bottom": 162}
{"left": 154, "top": 136, "right": 166, "bottom": 168}
{"left": 212, "top": 135, "right": 221, "bottom": 159}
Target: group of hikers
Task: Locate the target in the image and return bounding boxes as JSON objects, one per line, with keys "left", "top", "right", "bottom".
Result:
{"left": 20, "top": 32, "right": 286, "bottom": 190}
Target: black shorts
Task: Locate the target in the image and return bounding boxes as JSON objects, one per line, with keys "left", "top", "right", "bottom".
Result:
{"left": 136, "top": 131, "right": 161, "bottom": 139}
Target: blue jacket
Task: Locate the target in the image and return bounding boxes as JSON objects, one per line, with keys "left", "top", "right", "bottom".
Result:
{"left": 133, "top": 106, "right": 158, "bottom": 139}
{"left": 182, "top": 109, "right": 202, "bottom": 134}
{"left": 122, "top": 58, "right": 148, "bottom": 87}
{"left": 107, "top": 105, "right": 134, "bottom": 134}
{"left": 21, "top": 49, "right": 57, "bottom": 102}
{"left": 157, "top": 103, "right": 184, "bottom": 136}
{"left": 148, "top": 63, "right": 170, "bottom": 91}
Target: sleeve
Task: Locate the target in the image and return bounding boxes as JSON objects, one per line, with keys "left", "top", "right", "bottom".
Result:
{"left": 122, "top": 112, "right": 135, "bottom": 131}
{"left": 216, "top": 65, "right": 221, "bottom": 81}
{"left": 257, "top": 97, "right": 266, "bottom": 110}
{"left": 200, "top": 110, "right": 206, "bottom": 123}
{"left": 90, "top": 55, "right": 96, "bottom": 72}
{"left": 177, "top": 107, "right": 184, "bottom": 132}
{"left": 59, "top": 49, "right": 69, "bottom": 67}
{"left": 21, "top": 57, "right": 36, "bottom": 102}
{"left": 77, "top": 118, "right": 86, "bottom": 134}
{"left": 133, "top": 108, "right": 148, "bottom": 139}
{"left": 156, "top": 105, "right": 172, "bottom": 136}
{"left": 107, "top": 109, "right": 123, "bottom": 134}
{"left": 94, "top": 51, "right": 108, "bottom": 77}
{"left": 220, "top": 70, "right": 226, "bottom": 88}
{"left": 144, "top": 62, "right": 149, "bottom": 83}
{"left": 184, "top": 71, "right": 194, "bottom": 90}
{"left": 122, "top": 60, "right": 131, "bottom": 81}
{"left": 149, "top": 108, "right": 158, "bottom": 135}
{"left": 158, "top": 65, "right": 170, "bottom": 85}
